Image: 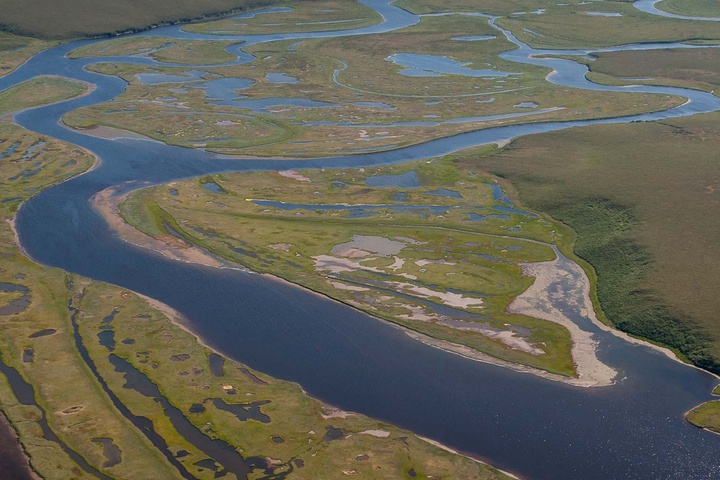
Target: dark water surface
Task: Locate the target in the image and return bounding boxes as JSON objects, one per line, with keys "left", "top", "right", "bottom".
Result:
{"left": 3, "top": 1, "right": 720, "bottom": 478}
{"left": 0, "top": 412, "right": 36, "bottom": 480}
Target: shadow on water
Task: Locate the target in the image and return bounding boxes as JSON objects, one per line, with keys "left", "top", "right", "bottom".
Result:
{"left": 0, "top": 283, "right": 31, "bottom": 316}
{"left": 209, "top": 398, "right": 271, "bottom": 423}
{"left": 91, "top": 438, "right": 122, "bottom": 468}
{"left": 208, "top": 353, "right": 224, "bottom": 377}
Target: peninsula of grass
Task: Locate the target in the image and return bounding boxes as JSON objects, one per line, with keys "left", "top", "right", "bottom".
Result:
{"left": 686, "top": 401, "right": 720, "bottom": 434}
{"left": 118, "top": 156, "right": 584, "bottom": 377}
{"left": 69, "top": 37, "right": 241, "bottom": 65}
{"left": 477, "top": 111, "right": 720, "bottom": 374}
{"left": 0, "top": 32, "right": 54, "bottom": 77}
{"left": 0, "top": 76, "right": 87, "bottom": 115}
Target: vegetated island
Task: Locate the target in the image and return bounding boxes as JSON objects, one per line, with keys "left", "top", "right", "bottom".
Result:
{"left": 0, "top": 122, "right": 514, "bottom": 479}
{"left": 112, "top": 154, "right": 618, "bottom": 387}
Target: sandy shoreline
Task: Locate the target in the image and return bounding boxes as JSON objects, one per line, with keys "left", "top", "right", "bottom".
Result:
{"left": 508, "top": 254, "right": 618, "bottom": 387}
{"left": 90, "top": 188, "right": 720, "bottom": 388}
{"left": 93, "top": 191, "right": 610, "bottom": 386}
{"left": 92, "top": 185, "right": 232, "bottom": 269}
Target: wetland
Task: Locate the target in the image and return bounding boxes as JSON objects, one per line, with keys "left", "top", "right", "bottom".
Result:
{"left": 1, "top": 0, "right": 720, "bottom": 479}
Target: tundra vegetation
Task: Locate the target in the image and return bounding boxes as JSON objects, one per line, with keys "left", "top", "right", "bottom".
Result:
{"left": 0, "top": 0, "right": 280, "bottom": 39}
{"left": 119, "top": 156, "right": 578, "bottom": 376}
{"left": 2, "top": 0, "right": 720, "bottom": 476}
{"left": 657, "top": 0, "right": 720, "bottom": 18}
{"left": 63, "top": 12, "right": 682, "bottom": 157}
{"left": 0, "top": 87, "right": 509, "bottom": 479}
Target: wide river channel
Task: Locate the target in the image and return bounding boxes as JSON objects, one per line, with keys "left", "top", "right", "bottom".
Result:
{"left": 3, "top": 1, "right": 720, "bottom": 478}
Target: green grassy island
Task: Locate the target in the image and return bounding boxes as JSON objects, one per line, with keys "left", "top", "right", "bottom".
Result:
{"left": 3, "top": 0, "right": 720, "bottom": 476}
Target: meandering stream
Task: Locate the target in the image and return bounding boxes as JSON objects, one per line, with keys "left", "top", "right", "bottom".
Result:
{"left": 3, "top": 1, "right": 720, "bottom": 478}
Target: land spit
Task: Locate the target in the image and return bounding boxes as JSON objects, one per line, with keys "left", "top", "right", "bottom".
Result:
{"left": 93, "top": 183, "right": 623, "bottom": 387}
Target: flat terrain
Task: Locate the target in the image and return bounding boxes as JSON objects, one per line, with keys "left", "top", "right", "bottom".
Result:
{"left": 63, "top": 13, "right": 682, "bottom": 157}
{"left": 120, "top": 157, "right": 582, "bottom": 377}
{"left": 399, "top": 0, "right": 720, "bottom": 48}
{"left": 0, "top": 77, "right": 87, "bottom": 115}
{"left": 658, "top": 0, "right": 720, "bottom": 17}
{"left": 478, "top": 112, "right": 720, "bottom": 372}
{"left": 3, "top": 0, "right": 720, "bottom": 472}
{"left": 0, "top": 124, "right": 509, "bottom": 479}
{"left": 185, "top": 0, "right": 382, "bottom": 34}
{"left": 587, "top": 48, "right": 720, "bottom": 93}
{"left": 0, "top": 0, "right": 280, "bottom": 39}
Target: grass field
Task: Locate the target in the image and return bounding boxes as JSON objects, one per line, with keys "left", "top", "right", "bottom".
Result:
{"left": 69, "top": 37, "right": 240, "bottom": 65}
{"left": 0, "top": 32, "right": 54, "bottom": 77}
{"left": 0, "top": 0, "right": 279, "bottom": 39}
{"left": 585, "top": 48, "right": 720, "bottom": 93}
{"left": 62, "top": 13, "right": 683, "bottom": 157}
{"left": 299, "top": 0, "right": 720, "bottom": 49}
{"left": 687, "top": 400, "right": 720, "bottom": 434}
{"left": 184, "top": 0, "right": 382, "bottom": 35}
{"left": 658, "top": 0, "right": 720, "bottom": 18}
{"left": 495, "top": 2, "right": 720, "bottom": 49}
{"left": 476, "top": 111, "right": 720, "bottom": 373}
{"left": 395, "top": 0, "right": 556, "bottom": 16}
{"left": 0, "top": 77, "right": 87, "bottom": 115}
{"left": 119, "top": 156, "right": 585, "bottom": 377}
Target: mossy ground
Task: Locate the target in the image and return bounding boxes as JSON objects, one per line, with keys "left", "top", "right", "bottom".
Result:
{"left": 184, "top": 0, "right": 383, "bottom": 35}
{"left": 62, "top": 12, "right": 682, "bottom": 157}
{"left": 69, "top": 37, "right": 241, "bottom": 65}
{"left": 0, "top": 77, "right": 87, "bottom": 115}
{"left": 0, "top": 0, "right": 279, "bottom": 39}
{"left": 121, "top": 155, "right": 577, "bottom": 376}
{"left": 0, "top": 81, "right": 510, "bottom": 479}
{"left": 478, "top": 113, "right": 720, "bottom": 374}
{"left": 0, "top": 32, "right": 55, "bottom": 77}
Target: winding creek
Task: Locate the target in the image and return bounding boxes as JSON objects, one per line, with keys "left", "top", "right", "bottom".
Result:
{"left": 3, "top": 0, "right": 720, "bottom": 478}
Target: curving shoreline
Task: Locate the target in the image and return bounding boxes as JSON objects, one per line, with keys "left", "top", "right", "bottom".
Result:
{"left": 4, "top": 1, "right": 715, "bottom": 474}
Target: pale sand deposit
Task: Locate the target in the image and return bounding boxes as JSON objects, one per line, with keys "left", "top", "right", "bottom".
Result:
{"left": 508, "top": 250, "right": 617, "bottom": 386}
{"left": 389, "top": 281, "right": 484, "bottom": 309}
{"left": 415, "top": 435, "right": 520, "bottom": 479}
{"left": 92, "top": 186, "right": 229, "bottom": 269}
{"left": 359, "top": 429, "right": 390, "bottom": 438}
{"left": 278, "top": 170, "right": 311, "bottom": 182}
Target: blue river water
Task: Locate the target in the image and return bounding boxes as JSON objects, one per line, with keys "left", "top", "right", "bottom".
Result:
{"left": 3, "top": 1, "right": 720, "bottom": 478}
